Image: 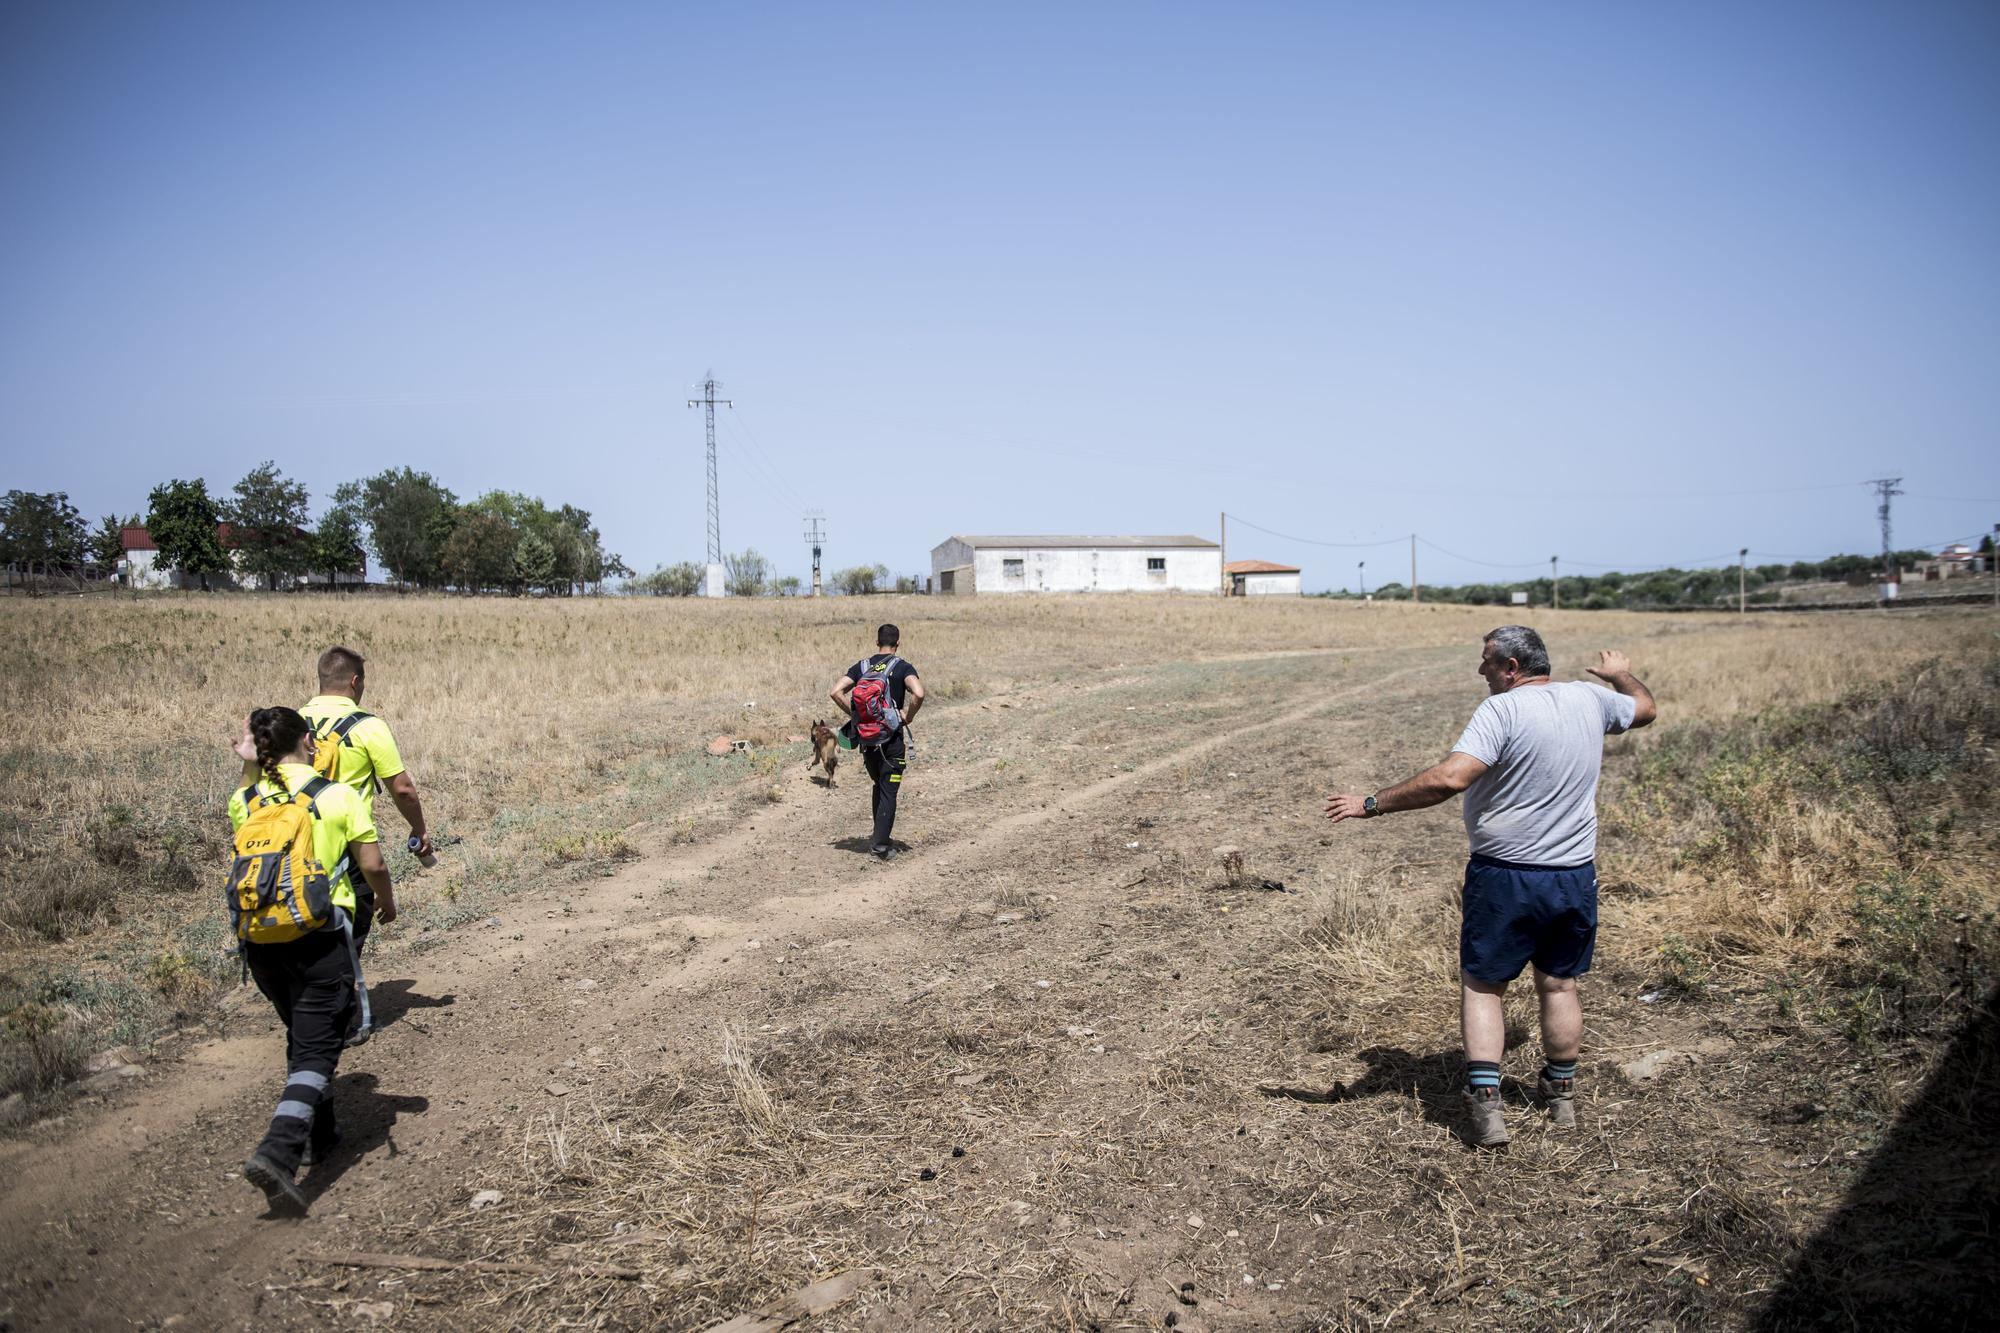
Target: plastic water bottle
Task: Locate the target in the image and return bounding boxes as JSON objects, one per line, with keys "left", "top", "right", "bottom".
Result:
{"left": 408, "top": 835, "right": 439, "bottom": 868}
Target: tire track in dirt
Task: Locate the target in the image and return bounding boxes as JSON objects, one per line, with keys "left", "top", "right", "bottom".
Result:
{"left": 0, "top": 649, "right": 1460, "bottom": 1330}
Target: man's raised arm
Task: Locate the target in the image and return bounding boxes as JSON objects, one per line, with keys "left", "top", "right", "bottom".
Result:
{"left": 1587, "top": 649, "right": 1657, "bottom": 728}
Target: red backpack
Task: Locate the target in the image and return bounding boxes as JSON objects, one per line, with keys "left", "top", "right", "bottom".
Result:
{"left": 850, "top": 656, "right": 905, "bottom": 746}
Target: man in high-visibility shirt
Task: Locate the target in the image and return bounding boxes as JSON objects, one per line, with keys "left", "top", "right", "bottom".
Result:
{"left": 236, "top": 644, "right": 431, "bottom": 948}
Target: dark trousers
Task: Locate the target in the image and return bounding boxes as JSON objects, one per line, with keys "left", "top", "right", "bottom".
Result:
{"left": 245, "top": 929, "right": 355, "bottom": 1171}
{"left": 862, "top": 730, "right": 907, "bottom": 850}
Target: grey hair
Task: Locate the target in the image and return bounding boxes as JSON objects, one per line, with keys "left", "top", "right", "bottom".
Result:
{"left": 1484, "top": 625, "right": 1550, "bottom": 676}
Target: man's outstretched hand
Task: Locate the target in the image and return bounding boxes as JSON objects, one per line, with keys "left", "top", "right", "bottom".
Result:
{"left": 1325, "top": 793, "right": 1372, "bottom": 824}
{"left": 1588, "top": 649, "right": 1633, "bottom": 681}
{"left": 231, "top": 722, "right": 256, "bottom": 762}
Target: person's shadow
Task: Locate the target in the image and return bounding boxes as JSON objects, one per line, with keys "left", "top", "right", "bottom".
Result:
{"left": 367, "top": 980, "right": 454, "bottom": 1032}
{"left": 831, "top": 836, "right": 908, "bottom": 856}
{"left": 1259, "top": 1029, "right": 1534, "bottom": 1145}
{"left": 299, "top": 1071, "right": 430, "bottom": 1204}
{"left": 1756, "top": 985, "right": 2000, "bottom": 1330}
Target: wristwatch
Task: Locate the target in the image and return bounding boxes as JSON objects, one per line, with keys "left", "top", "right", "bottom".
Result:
{"left": 1363, "top": 794, "right": 1379, "bottom": 816}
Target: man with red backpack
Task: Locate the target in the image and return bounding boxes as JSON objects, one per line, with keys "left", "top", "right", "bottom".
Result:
{"left": 830, "top": 624, "right": 925, "bottom": 860}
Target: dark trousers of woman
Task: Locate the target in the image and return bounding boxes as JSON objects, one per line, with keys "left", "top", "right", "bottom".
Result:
{"left": 862, "top": 730, "right": 908, "bottom": 851}
{"left": 245, "top": 928, "right": 356, "bottom": 1172}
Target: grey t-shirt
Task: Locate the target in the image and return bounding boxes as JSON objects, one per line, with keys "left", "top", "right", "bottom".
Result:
{"left": 1450, "top": 681, "right": 1637, "bottom": 867}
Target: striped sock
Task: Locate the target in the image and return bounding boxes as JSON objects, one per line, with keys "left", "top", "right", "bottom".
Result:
{"left": 1466, "top": 1060, "right": 1502, "bottom": 1096}
{"left": 1540, "top": 1058, "right": 1578, "bottom": 1085}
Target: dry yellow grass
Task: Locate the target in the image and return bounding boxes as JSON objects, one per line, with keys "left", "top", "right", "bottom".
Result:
{"left": 0, "top": 592, "right": 1480, "bottom": 1096}
{"left": 1, "top": 591, "right": 1991, "bottom": 1104}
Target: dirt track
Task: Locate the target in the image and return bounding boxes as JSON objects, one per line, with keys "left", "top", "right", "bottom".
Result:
{"left": 0, "top": 645, "right": 1866, "bottom": 1329}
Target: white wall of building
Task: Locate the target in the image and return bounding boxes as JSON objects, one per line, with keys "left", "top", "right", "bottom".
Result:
{"left": 120, "top": 549, "right": 171, "bottom": 589}
{"left": 1238, "top": 571, "right": 1301, "bottom": 596}
{"left": 930, "top": 540, "right": 1220, "bottom": 594}
{"left": 119, "top": 548, "right": 364, "bottom": 590}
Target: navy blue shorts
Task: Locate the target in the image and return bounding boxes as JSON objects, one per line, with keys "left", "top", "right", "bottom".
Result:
{"left": 1459, "top": 855, "right": 1598, "bottom": 985}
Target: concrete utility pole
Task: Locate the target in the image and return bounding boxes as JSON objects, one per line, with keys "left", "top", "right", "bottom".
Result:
{"left": 1739, "top": 547, "right": 1749, "bottom": 614}
{"left": 1358, "top": 560, "right": 1366, "bottom": 598}
{"left": 1411, "top": 534, "right": 1419, "bottom": 604}
{"left": 804, "top": 512, "right": 826, "bottom": 598}
{"left": 687, "top": 372, "right": 733, "bottom": 568}
{"left": 1551, "top": 556, "right": 1559, "bottom": 612}
{"left": 1992, "top": 523, "right": 1998, "bottom": 609}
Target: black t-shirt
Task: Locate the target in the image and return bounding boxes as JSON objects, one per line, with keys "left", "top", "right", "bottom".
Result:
{"left": 848, "top": 653, "right": 917, "bottom": 709}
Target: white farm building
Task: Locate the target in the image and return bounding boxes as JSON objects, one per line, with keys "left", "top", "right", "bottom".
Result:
{"left": 931, "top": 535, "right": 1221, "bottom": 595}
{"left": 1226, "top": 559, "right": 1302, "bottom": 596}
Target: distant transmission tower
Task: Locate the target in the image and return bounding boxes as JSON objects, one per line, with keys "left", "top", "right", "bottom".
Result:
{"left": 686, "top": 372, "right": 733, "bottom": 565}
{"left": 1869, "top": 476, "right": 1904, "bottom": 578}
{"left": 804, "top": 511, "right": 826, "bottom": 597}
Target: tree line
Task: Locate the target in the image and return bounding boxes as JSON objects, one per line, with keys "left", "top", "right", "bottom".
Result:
{"left": 5, "top": 472, "right": 931, "bottom": 597}
{"left": 624, "top": 558, "right": 922, "bottom": 597}
{"left": 2, "top": 465, "right": 629, "bottom": 595}
{"left": 1349, "top": 549, "right": 1976, "bottom": 609}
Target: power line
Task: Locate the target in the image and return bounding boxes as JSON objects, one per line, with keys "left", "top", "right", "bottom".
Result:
{"left": 716, "top": 416, "right": 811, "bottom": 517}
{"left": 1225, "top": 513, "right": 1406, "bottom": 549}
{"left": 1414, "top": 536, "right": 1550, "bottom": 569}
{"left": 723, "top": 407, "right": 814, "bottom": 512}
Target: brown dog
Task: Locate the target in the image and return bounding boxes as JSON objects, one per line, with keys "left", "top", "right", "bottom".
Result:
{"left": 809, "top": 719, "right": 839, "bottom": 785}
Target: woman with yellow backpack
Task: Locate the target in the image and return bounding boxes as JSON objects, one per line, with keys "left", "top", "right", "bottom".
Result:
{"left": 226, "top": 706, "right": 397, "bottom": 1215}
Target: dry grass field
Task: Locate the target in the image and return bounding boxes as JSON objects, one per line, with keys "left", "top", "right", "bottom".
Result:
{"left": 1, "top": 593, "right": 1995, "bottom": 1331}
{"left": 0, "top": 593, "right": 1483, "bottom": 1100}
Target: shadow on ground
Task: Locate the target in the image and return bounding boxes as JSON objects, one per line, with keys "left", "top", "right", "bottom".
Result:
{"left": 830, "top": 836, "right": 909, "bottom": 856}
{"left": 1260, "top": 1028, "right": 1544, "bottom": 1143}
{"left": 298, "top": 1072, "right": 431, "bottom": 1209}
{"left": 1756, "top": 985, "right": 2000, "bottom": 1331}
{"left": 368, "top": 980, "right": 455, "bottom": 1031}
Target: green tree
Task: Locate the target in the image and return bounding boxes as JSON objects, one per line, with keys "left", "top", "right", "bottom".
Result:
{"left": 630, "top": 561, "right": 703, "bottom": 596}
{"left": 355, "top": 468, "right": 457, "bottom": 588}
{"left": 771, "top": 574, "right": 802, "bottom": 597}
{"left": 832, "top": 563, "right": 889, "bottom": 596}
{"left": 0, "top": 491, "right": 88, "bottom": 590}
{"left": 89, "top": 513, "right": 137, "bottom": 575}
{"left": 441, "top": 510, "right": 518, "bottom": 593}
{"left": 597, "top": 551, "right": 632, "bottom": 594}
{"left": 228, "top": 461, "right": 312, "bottom": 589}
{"left": 513, "top": 528, "right": 558, "bottom": 594}
{"left": 144, "top": 479, "right": 229, "bottom": 590}
{"left": 724, "top": 547, "right": 770, "bottom": 597}
{"left": 311, "top": 485, "right": 368, "bottom": 586}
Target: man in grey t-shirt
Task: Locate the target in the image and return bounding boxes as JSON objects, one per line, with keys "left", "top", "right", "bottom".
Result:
{"left": 1326, "top": 626, "right": 1656, "bottom": 1147}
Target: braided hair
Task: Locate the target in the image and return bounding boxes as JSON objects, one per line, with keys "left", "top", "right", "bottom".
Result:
{"left": 249, "top": 706, "right": 312, "bottom": 793}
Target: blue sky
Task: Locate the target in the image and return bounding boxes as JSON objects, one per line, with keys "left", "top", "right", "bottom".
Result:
{"left": 3, "top": 1, "right": 1996, "bottom": 591}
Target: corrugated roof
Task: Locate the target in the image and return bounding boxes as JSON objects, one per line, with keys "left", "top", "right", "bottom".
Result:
{"left": 948, "top": 535, "right": 1220, "bottom": 550}
{"left": 1225, "top": 560, "right": 1300, "bottom": 574}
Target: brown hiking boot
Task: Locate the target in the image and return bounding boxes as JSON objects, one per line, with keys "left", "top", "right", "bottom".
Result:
{"left": 1537, "top": 1075, "right": 1577, "bottom": 1129}
{"left": 1461, "top": 1088, "right": 1510, "bottom": 1147}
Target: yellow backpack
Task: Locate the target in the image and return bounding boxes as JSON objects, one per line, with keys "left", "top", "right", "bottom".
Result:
{"left": 227, "top": 777, "right": 339, "bottom": 945}
{"left": 309, "top": 711, "right": 373, "bottom": 785}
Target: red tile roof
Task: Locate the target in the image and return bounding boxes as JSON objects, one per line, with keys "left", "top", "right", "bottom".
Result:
{"left": 120, "top": 523, "right": 253, "bottom": 552}
{"left": 1225, "top": 560, "right": 1300, "bottom": 575}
